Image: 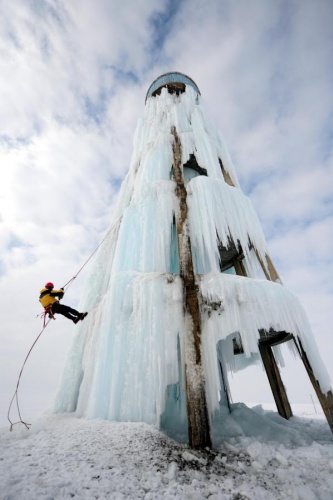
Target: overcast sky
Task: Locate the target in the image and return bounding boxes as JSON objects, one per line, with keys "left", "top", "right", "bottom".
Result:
{"left": 1, "top": 0, "right": 332, "bottom": 428}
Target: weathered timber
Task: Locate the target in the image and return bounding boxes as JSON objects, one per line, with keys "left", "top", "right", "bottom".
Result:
{"left": 218, "top": 158, "right": 235, "bottom": 187}
{"left": 259, "top": 343, "right": 293, "bottom": 419}
{"left": 259, "top": 330, "right": 293, "bottom": 348}
{"left": 294, "top": 336, "right": 333, "bottom": 433}
{"left": 172, "top": 126, "right": 212, "bottom": 449}
{"left": 254, "top": 248, "right": 282, "bottom": 284}
{"left": 234, "top": 258, "right": 246, "bottom": 277}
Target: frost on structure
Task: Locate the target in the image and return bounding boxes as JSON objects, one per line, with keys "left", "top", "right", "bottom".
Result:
{"left": 54, "top": 83, "right": 331, "bottom": 439}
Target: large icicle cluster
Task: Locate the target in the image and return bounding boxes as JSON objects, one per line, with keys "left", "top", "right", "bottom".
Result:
{"left": 187, "top": 177, "right": 268, "bottom": 275}
{"left": 54, "top": 85, "right": 331, "bottom": 436}
{"left": 200, "top": 272, "right": 331, "bottom": 413}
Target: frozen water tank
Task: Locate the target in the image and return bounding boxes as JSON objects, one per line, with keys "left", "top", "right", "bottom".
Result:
{"left": 145, "top": 71, "right": 201, "bottom": 102}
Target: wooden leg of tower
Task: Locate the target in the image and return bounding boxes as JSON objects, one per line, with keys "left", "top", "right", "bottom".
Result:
{"left": 234, "top": 258, "right": 246, "bottom": 277}
{"left": 294, "top": 337, "right": 333, "bottom": 433}
{"left": 254, "top": 249, "right": 282, "bottom": 284}
{"left": 172, "top": 126, "right": 212, "bottom": 449}
{"left": 259, "top": 344, "right": 293, "bottom": 419}
{"left": 265, "top": 253, "right": 282, "bottom": 283}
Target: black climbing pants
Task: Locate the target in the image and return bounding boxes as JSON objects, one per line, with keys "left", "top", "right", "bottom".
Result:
{"left": 51, "top": 302, "right": 80, "bottom": 320}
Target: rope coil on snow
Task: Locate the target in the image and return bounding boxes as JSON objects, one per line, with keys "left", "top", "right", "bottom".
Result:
{"left": 7, "top": 216, "right": 122, "bottom": 431}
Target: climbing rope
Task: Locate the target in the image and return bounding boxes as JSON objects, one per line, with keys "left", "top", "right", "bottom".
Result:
{"left": 7, "top": 318, "right": 53, "bottom": 430}
{"left": 7, "top": 215, "right": 122, "bottom": 431}
{"left": 61, "top": 215, "right": 122, "bottom": 291}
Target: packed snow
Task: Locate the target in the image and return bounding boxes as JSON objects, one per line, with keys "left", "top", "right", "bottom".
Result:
{"left": 1, "top": 404, "right": 333, "bottom": 499}
{"left": 52, "top": 84, "right": 332, "bottom": 441}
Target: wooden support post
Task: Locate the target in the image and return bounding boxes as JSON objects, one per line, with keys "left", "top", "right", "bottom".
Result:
{"left": 254, "top": 249, "right": 282, "bottom": 284}
{"left": 218, "top": 159, "right": 235, "bottom": 187}
{"left": 259, "top": 343, "right": 293, "bottom": 419}
{"left": 172, "top": 126, "right": 212, "bottom": 449}
{"left": 234, "top": 258, "right": 246, "bottom": 277}
{"left": 294, "top": 337, "right": 333, "bottom": 433}
{"left": 265, "top": 253, "right": 282, "bottom": 283}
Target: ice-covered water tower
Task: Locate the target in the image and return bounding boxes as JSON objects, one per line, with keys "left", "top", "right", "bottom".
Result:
{"left": 54, "top": 72, "right": 333, "bottom": 448}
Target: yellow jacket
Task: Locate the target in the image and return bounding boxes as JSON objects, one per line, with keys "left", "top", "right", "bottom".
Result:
{"left": 39, "top": 288, "right": 64, "bottom": 308}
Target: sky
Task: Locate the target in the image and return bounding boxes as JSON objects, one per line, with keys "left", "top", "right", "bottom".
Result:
{"left": 1, "top": 0, "right": 332, "bottom": 427}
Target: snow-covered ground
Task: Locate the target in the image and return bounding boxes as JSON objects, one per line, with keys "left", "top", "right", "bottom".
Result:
{"left": 1, "top": 404, "right": 332, "bottom": 500}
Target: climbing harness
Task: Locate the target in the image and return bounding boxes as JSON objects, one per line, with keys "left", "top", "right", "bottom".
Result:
{"left": 41, "top": 304, "right": 57, "bottom": 327}
{"left": 7, "top": 215, "right": 122, "bottom": 431}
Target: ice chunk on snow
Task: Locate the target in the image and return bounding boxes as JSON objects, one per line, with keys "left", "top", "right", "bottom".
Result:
{"left": 275, "top": 452, "right": 288, "bottom": 466}
{"left": 166, "top": 461, "right": 178, "bottom": 480}
{"left": 246, "top": 442, "right": 262, "bottom": 459}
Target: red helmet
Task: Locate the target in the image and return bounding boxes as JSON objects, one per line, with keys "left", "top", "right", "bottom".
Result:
{"left": 45, "top": 282, "right": 54, "bottom": 288}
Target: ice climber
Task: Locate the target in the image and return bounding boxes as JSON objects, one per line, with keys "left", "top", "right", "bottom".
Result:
{"left": 39, "top": 282, "right": 88, "bottom": 324}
